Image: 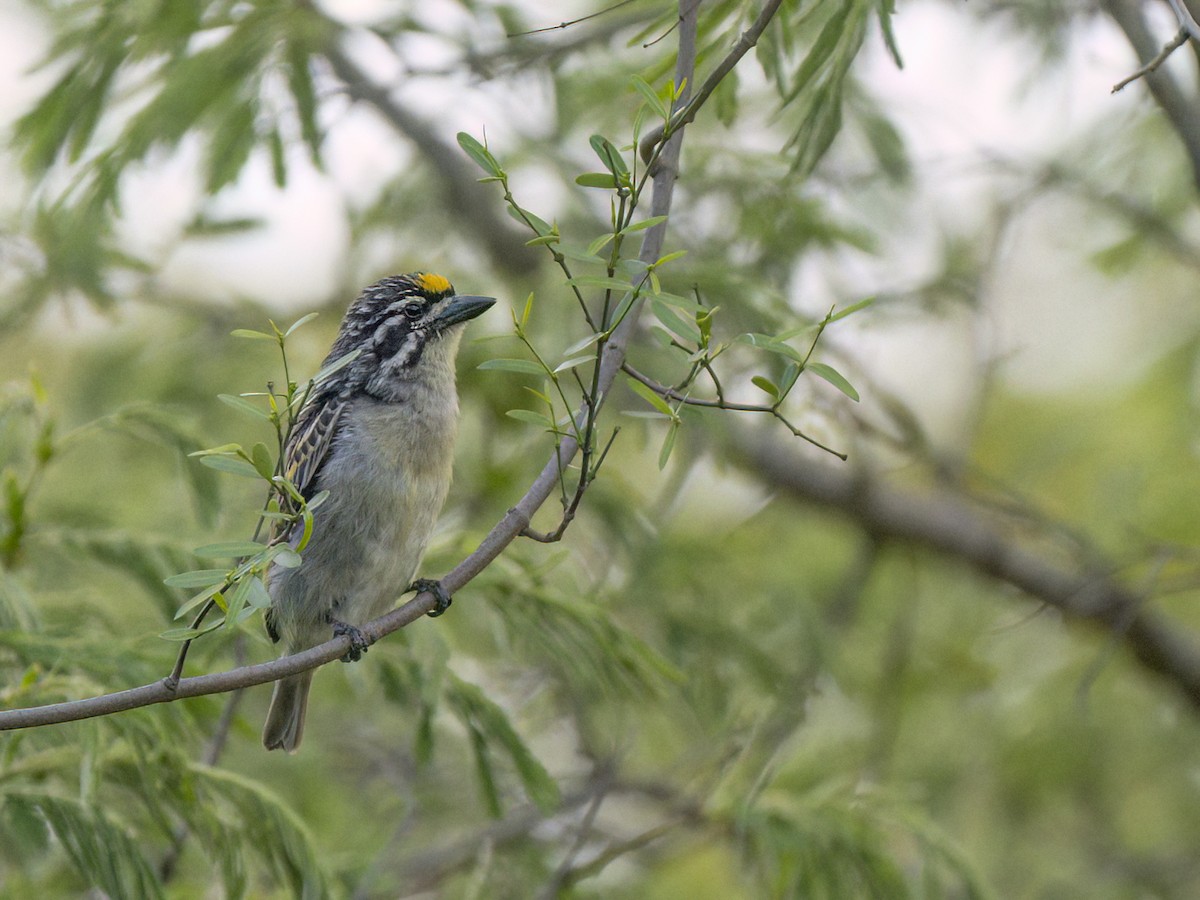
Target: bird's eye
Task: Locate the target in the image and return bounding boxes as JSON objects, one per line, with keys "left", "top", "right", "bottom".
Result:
{"left": 402, "top": 302, "right": 423, "bottom": 320}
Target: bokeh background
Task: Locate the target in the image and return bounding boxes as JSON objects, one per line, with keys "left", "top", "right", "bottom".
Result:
{"left": 3, "top": 0, "right": 1200, "bottom": 897}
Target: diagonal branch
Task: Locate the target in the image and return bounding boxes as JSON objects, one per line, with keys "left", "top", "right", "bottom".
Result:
{"left": 1101, "top": 0, "right": 1200, "bottom": 190}
{"left": 731, "top": 430, "right": 1200, "bottom": 712}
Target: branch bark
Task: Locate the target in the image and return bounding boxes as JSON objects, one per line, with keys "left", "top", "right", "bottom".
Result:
{"left": 1101, "top": 0, "right": 1200, "bottom": 190}
{"left": 730, "top": 429, "right": 1200, "bottom": 712}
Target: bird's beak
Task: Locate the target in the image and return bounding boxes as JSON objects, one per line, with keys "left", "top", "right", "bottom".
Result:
{"left": 433, "top": 294, "right": 496, "bottom": 330}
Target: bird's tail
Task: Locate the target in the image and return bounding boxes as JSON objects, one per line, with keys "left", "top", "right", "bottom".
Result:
{"left": 262, "top": 671, "right": 314, "bottom": 752}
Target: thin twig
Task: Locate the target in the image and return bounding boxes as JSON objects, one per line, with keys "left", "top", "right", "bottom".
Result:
{"left": 509, "top": 0, "right": 638, "bottom": 37}
{"left": 1112, "top": 26, "right": 1189, "bottom": 92}
{"left": 639, "top": 0, "right": 788, "bottom": 167}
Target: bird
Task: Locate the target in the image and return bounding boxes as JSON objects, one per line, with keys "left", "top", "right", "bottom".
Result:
{"left": 261, "top": 272, "right": 494, "bottom": 752}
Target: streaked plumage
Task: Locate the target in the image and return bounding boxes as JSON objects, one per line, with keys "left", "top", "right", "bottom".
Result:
{"left": 262, "top": 273, "right": 494, "bottom": 752}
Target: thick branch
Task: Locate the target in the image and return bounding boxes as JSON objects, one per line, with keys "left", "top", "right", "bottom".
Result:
{"left": 1101, "top": 0, "right": 1200, "bottom": 190}
{"left": 732, "top": 430, "right": 1200, "bottom": 712}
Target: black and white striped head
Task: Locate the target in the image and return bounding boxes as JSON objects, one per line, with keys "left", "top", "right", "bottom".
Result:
{"left": 324, "top": 273, "right": 494, "bottom": 400}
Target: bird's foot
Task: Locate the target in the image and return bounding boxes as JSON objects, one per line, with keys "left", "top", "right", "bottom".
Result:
{"left": 411, "top": 578, "right": 452, "bottom": 617}
{"left": 330, "top": 619, "right": 370, "bottom": 662}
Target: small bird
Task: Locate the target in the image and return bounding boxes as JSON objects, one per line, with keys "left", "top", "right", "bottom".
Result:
{"left": 262, "top": 272, "right": 494, "bottom": 752}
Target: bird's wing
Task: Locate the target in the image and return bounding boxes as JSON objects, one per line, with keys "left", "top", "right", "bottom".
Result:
{"left": 282, "top": 396, "right": 347, "bottom": 506}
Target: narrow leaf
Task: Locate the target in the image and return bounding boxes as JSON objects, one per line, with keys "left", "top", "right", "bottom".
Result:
{"left": 752, "top": 376, "right": 780, "bottom": 399}
{"left": 456, "top": 132, "right": 502, "bottom": 177}
{"left": 506, "top": 409, "right": 555, "bottom": 428}
{"left": 807, "top": 362, "right": 860, "bottom": 401}
{"left": 658, "top": 421, "right": 679, "bottom": 470}
{"left": 197, "top": 455, "right": 262, "bottom": 479}
{"left": 626, "top": 377, "right": 675, "bottom": 417}
{"left": 231, "top": 328, "right": 275, "bottom": 341}
{"left": 313, "top": 348, "right": 361, "bottom": 384}
{"left": 575, "top": 173, "right": 618, "bottom": 189}
{"left": 193, "top": 541, "right": 268, "bottom": 559}
{"left": 164, "top": 569, "right": 229, "bottom": 589}
{"left": 284, "top": 312, "right": 319, "bottom": 337}
{"left": 478, "top": 358, "right": 547, "bottom": 376}
{"left": 631, "top": 74, "right": 669, "bottom": 119}
{"left": 622, "top": 215, "right": 668, "bottom": 234}
{"left": 829, "top": 296, "right": 875, "bottom": 322}
{"left": 218, "top": 394, "right": 270, "bottom": 421}
{"left": 589, "top": 134, "right": 629, "bottom": 176}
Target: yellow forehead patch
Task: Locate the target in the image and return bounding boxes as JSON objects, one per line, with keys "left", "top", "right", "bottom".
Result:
{"left": 415, "top": 272, "right": 452, "bottom": 294}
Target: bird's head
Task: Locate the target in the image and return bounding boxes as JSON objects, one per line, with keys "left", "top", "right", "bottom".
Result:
{"left": 324, "top": 273, "right": 495, "bottom": 400}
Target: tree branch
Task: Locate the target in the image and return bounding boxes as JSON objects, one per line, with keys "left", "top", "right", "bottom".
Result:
{"left": 731, "top": 430, "right": 1200, "bottom": 712}
{"left": 1101, "top": 0, "right": 1200, "bottom": 190}
{"left": 0, "top": 0, "right": 792, "bottom": 733}
{"left": 639, "top": 0, "right": 787, "bottom": 167}
{"left": 1111, "top": 27, "right": 1188, "bottom": 93}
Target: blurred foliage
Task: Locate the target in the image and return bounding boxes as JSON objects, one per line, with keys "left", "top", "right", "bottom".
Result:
{"left": 2, "top": 0, "right": 1200, "bottom": 898}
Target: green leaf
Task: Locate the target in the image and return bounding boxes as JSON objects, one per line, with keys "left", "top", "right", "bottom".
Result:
{"left": 752, "top": 376, "right": 780, "bottom": 399}
{"left": 457, "top": 131, "right": 503, "bottom": 177}
{"left": 589, "top": 134, "right": 629, "bottom": 176}
{"left": 779, "top": 362, "right": 802, "bottom": 397}
{"left": 224, "top": 576, "right": 255, "bottom": 628}
{"left": 561, "top": 332, "right": 602, "bottom": 357}
{"left": 586, "top": 233, "right": 615, "bottom": 257}
{"left": 218, "top": 393, "right": 269, "bottom": 421}
{"left": 193, "top": 541, "right": 268, "bottom": 559}
{"left": 197, "top": 455, "right": 262, "bottom": 479}
{"left": 658, "top": 421, "right": 679, "bottom": 470}
{"left": 268, "top": 126, "right": 287, "bottom": 187}
{"left": 631, "top": 74, "right": 669, "bottom": 119}
{"left": 650, "top": 298, "right": 702, "bottom": 344}
{"left": 557, "top": 242, "right": 604, "bottom": 263}
{"left": 231, "top": 328, "right": 276, "bottom": 341}
{"left": 553, "top": 356, "right": 594, "bottom": 374}
{"left": 575, "top": 172, "right": 618, "bottom": 189}
{"left": 284, "top": 311, "right": 319, "bottom": 337}
{"left": 173, "top": 582, "right": 225, "bottom": 620}
{"left": 565, "top": 275, "right": 634, "bottom": 293}
{"left": 244, "top": 577, "right": 272, "bottom": 609}
{"left": 478, "top": 358, "right": 546, "bottom": 376}
{"left": 272, "top": 548, "right": 302, "bottom": 569}
{"left": 164, "top": 569, "right": 230, "bottom": 589}
{"left": 205, "top": 100, "right": 255, "bottom": 192}
{"left": 807, "top": 362, "right": 860, "bottom": 401}
{"left": 505, "top": 204, "right": 553, "bottom": 236}
{"left": 160, "top": 619, "right": 224, "bottom": 642}
{"left": 829, "top": 296, "right": 875, "bottom": 322}
{"left": 626, "top": 377, "right": 675, "bottom": 418}
{"left": 286, "top": 38, "right": 322, "bottom": 161}
{"left": 12, "top": 794, "right": 164, "bottom": 900}
{"left": 736, "top": 333, "right": 807, "bottom": 364}
{"left": 189, "top": 443, "right": 244, "bottom": 457}
{"left": 313, "top": 348, "right": 361, "bottom": 384}
{"left": 251, "top": 442, "right": 275, "bottom": 478}
{"left": 622, "top": 215, "right": 668, "bottom": 234}
{"left": 506, "top": 409, "right": 555, "bottom": 428}
{"left": 876, "top": 0, "right": 905, "bottom": 68}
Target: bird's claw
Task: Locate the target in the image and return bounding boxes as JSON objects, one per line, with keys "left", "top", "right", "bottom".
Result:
{"left": 331, "top": 619, "right": 370, "bottom": 662}
{"left": 411, "top": 578, "right": 452, "bottom": 617}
